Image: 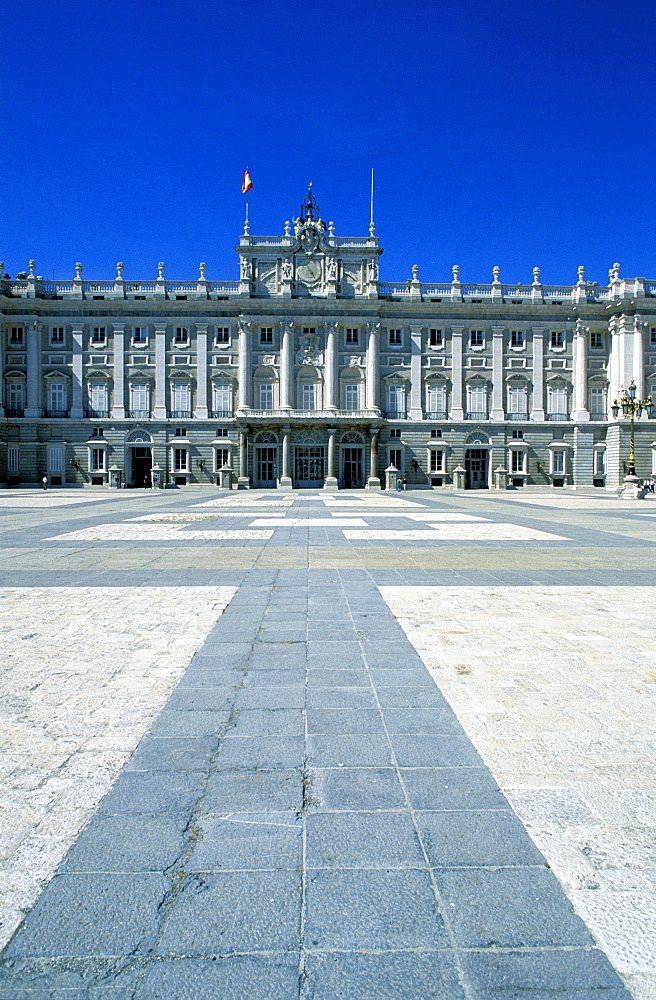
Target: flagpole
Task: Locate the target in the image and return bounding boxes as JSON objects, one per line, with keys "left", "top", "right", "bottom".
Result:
{"left": 244, "top": 191, "right": 250, "bottom": 234}
{"left": 369, "top": 168, "right": 375, "bottom": 237}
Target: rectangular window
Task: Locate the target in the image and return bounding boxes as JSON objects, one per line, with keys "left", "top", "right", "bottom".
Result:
{"left": 130, "top": 383, "right": 149, "bottom": 413}
{"left": 302, "top": 384, "right": 316, "bottom": 410}
{"left": 389, "top": 447, "right": 403, "bottom": 473}
{"left": 387, "top": 384, "right": 405, "bottom": 416}
{"left": 590, "top": 331, "right": 603, "bottom": 349}
{"left": 470, "top": 330, "right": 484, "bottom": 347}
{"left": 172, "top": 383, "right": 191, "bottom": 413}
{"left": 213, "top": 383, "right": 232, "bottom": 414}
{"left": 303, "top": 327, "right": 316, "bottom": 336}
{"left": 8, "top": 446, "right": 19, "bottom": 474}
{"left": 650, "top": 328, "right": 656, "bottom": 346}
{"left": 51, "top": 327, "right": 65, "bottom": 344}
{"left": 589, "top": 386, "right": 606, "bottom": 416}
{"left": 89, "top": 383, "right": 108, "bottom": 414}
{"left": 551, "top": 330, "right": 564, "bottom": 348}
{"left": 173, "top": 448, "right": 188, "bottom": 472}
{"left": 389, "top": 329, "right": 402, "bottom": 346}
{"left": 215, "top": 428, "right": 229, "bottom": 437}
{"left": 547, "top": 387, "right": 567, "bottom": 417}
{"left": 430, "top": 428, "right": 442, "bottom": 438}
{"left": 389, "top": 428, "right": 401, "bottom": 438}
{"left": 175, "top": 327, "right": 189, "bottom": 344}
{"left": 512, "top": 429, "right": 523, "bottom": 439}
{"left": 510, "top": 330, "right": 524, "bottom": 348}
{"left": 467, "top": 385, "right": 487, "bottom": 416}
{"left": 174, "top": 426, "right": 187, "bottom": 436}
{"left": 345, "top": 328, "right": 359, "bottom": 345}
{"left": 10, "top": 327, "right": 24, "bottom": 345}
{"left": 8, "top": 383, "right": 24, "bottom": 411}
{"left": 429, "top": 329, "right": 443, "bottom": 347}
{"left": 91, "top": 427, "right": 104, "bottom": 436}
{"left": 48, "top": 382, "right": 67, "bottom": 411}
{"left": 594, "top": 450, "right": 605, "bottom": 475}
{"left": 552, "top": 450, "right": 565, "bottom": 474}
{"left": 510, "top": 450, "right": 525, "bottom": 473}
{"left": 344, "top": 383, "right": 360, "bottom": 410}
{"left": 508, "top": 386, "right": 527, "bottom": 414}
{"left": 91, "top": 327, "right": 106, "bottom": 344}
{"left": 215, "top": 447, "right": 230, "bottom": 469}
{"left": 260, "top": 327, "right": 273, "bottom": 344}
{"left": 429, "top": 450, "right": 444, "bottom": 473}
{"left": 259, "top": 383, "right": 274, "bottom": 409}
{"left": 133, "top": 327, "right": 147, "bottom": 344}
{"left": 215, "top": 327, "right": 230, "bottom": 344}
{"left": 48, "top": 446, "right": 65, "bottom": 472}
{"left": 90, "top": 447, "right": 106, "bottom": 472}
{"left": 426, "top": 384, "right": 446, "bottom": 416}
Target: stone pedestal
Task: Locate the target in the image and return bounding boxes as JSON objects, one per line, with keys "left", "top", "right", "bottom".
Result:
{"left": 278, "top": 477, "right": 293, "bottom": 491}
{"left": 622, "top": 474, "right": 647, "bottom": 499}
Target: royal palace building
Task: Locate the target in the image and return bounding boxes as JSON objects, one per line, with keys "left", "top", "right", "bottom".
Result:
{"left": 2, "top": 187, "right": 656, "bottom": 491}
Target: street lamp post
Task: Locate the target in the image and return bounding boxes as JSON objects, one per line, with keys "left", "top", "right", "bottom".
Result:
{"left": 611, "top": 380, "right": 653, "bottom": 497}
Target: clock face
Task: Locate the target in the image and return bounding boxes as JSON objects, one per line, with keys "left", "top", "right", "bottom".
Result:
{"left": 297, "top": 260, "right": 322, "bottom": 284}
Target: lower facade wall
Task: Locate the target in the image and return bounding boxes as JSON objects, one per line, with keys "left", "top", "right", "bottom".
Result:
{"left": 1, "top": 418, "right": 655, "bottom": 489}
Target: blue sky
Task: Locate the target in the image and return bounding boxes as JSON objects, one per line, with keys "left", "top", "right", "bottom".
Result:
{"left": 2, "top": 0, "right": 656, "bottom": 286}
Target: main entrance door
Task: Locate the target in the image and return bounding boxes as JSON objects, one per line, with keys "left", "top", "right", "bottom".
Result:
{"left": 255, "top": 446, "right": 277, "bottom": 488}
{"left": 465, "top": 448, "right": 489, "bottom": 489}
{"left": 294, "top": 446, "right": 325, "bottom": 488}
{"left": 342, "top": 447, "right": 364, "bottom": 489}
{"left": 130, "top": 447, "right": 152, "bottom": 487}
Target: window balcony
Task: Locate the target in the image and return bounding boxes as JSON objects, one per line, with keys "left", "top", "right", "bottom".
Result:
{"left": 465, "top": 411, "right": 488, "bottom": 420}
{"left": 210, "top": 410, "right": 234, "bottom": 419}
{"left": 546, "top": 412, "right": 568, "bottom": 421}
{"left": 170, "top": 410, "right": 192, "bottom": 419}
{"left": 85, "top": 409, "right": 109, "bottom": 418}
{"left": 6, "top": 408, "right": 24, "bottom": 417}
{"left": 507, "top": 412, "right": 528, "bottom": 421}
{"left": 588, "top": 413, "right": 607, "bottom": 421}
{"left": 44, "top": 409, "right": 69, "bottom": 418}
{"left": 425, "top": 410, "right": 448, "bottom": 420}
{"left": 129, "top": 409, "right": 151, "bottom": 419}
{"left": 385, "top": 410, "right": 407, "bottom": 419}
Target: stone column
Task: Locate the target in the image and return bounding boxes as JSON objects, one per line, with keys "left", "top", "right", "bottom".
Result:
{"left": 366, "top": 429, "right": 381, "bottom": 490}
{"left": 450, "top": 326, "right": 464, "bottom": 419}
{"left": 153, "top": 323, "right": 167, "bottom": 418}
{"left": 238, "top": 427, "right": 250, "bottom": 488}
{"left": 409, "top": 324, "right": 423, "bottom": 419}
{"left": 324, "top": 426, "right": 338, "bottom": 491}
{"left": 70, "top": 323, "right": 84, "bottom": 418}
{"left": 324, "top": 323, "right": 338, "bottom": 410}
{"left": 490, "top": 326, "right": 504, "bottom": 420}
{"left": 618, "top": 313, "right": 632, "bottom": 393}
{"left": 571, "top": 320, "right": 589, "bottom": 421}
{"left": 633, "top": 316, "right": 646, "bottom": 402}
{"left": 366, "top": 322, "right": 380, "bottom": 411}
{"left": 280, "top": 321, "right": 293, "bottom": 410}
{"left": 25, "top": 320, "right": 42, "bottom": 418}
{"left": 195, "top": 323, "right": 208, "bottom": 418}
{"left": 238, "top": 319, "right": 252, "bottom": 410}
{"left": 279, "top": 424, "right": 292, "bottom": 491}
{"left": 112, "top": 324, "right": 125, "bottom": 418}
{"left": 530, "top": 328, "right": 545, "bottom": 421}
{"left": 608, "top": 317, "right": 620, "bottom": 414}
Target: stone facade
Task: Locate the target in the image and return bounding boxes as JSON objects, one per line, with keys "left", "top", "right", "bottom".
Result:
{"left": 2, "top": 192, "right": 656, "bottom": 490}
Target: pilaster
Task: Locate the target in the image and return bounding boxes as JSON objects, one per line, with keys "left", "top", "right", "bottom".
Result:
{"left": 280, "top": 322, "right": 293, "bottom": 410}
{"left": 366, "top": 322, "right": 380, "bottom": 411}
{"left": 409, "top": 324, "right": 423, "bottom": 419}
{"left": 571, "top": 320, "right": 590, "bottom": 421}
{"left": 490, "top": 326, "right": 504, "bottom": 420}
{"left": 450, "top": 326, "right": 464, "bottom": 419}
{"left": 324, "top": 323, "right": 338, "bottom": 411}
{"left": 530, "top": 328, "right": 545, "bottom": 421}
{"left": 237, "top": 319, "right": 252, "bottom": 410}
{"left": 112, "top": 325, "right": 126, "bottom": 418}
{"left": 153, "top": 323, "right": 167, "bottom": 418}
{"left": 25, "top": 321, "right": 42, "bottom": 418}
{"left": 195, "top": 324, "right": 209, "bottom": 418}
{"left": 70, "top": 323, "right": 85, "bottom": 418}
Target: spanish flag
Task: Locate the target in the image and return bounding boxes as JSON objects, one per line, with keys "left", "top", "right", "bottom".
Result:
{"left": 242, "top": 168, "right": 253, "bottom": 194}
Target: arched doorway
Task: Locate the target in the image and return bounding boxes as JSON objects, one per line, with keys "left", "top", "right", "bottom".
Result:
{"left": 340, "top": 432, "right": 365, "bottom": 488}
{"left": 294, "top": 430, "right": 325, "bottom": 488}
{"left": 125, "top": 430, "right": 153, "bottom": 488}
{"left": 254, "top": 431, "right": 278, "bottom": 488}
{"left": 464, "top": 432, "right": 490, "bottom": 489}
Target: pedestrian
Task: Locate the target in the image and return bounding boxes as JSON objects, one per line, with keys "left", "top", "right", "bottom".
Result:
{"left": 402, "top": 477, "right": 407, "bottom": 491}
{"left": 396, "top": 476, "right": 403, "bottom": 492}
{"left": 42, "top": 476, "right": 48, "bottom": 491}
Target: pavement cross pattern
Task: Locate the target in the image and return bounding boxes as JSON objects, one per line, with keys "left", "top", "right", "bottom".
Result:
{"left": 0, "top": 485, "right": 654, "bottom": 999}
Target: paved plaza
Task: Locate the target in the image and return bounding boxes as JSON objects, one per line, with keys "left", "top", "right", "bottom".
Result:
{"left": 1, "top": 486, "right": 655, "bottom": 999}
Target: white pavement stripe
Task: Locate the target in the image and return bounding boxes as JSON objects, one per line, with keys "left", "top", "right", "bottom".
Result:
{"left": 343, "top": 524, "right": 570, "bottom": 540}
{"left": 0, "top": 585, "right": 235, "bottom": 952}
{"left": 0, "top": 496, "right": 113, "bottom": 508}
{"left": 46, "top": 525, "right": 273, "bottom": 541}
{"left": 249, "top": 518, "right": 368, "bottom": 527}
{"left": 328, "top": 511, "right": 489, "bottom": 521}
{"left": 380, "top": 584, "right": 656, "bottom": 1000}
